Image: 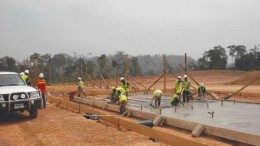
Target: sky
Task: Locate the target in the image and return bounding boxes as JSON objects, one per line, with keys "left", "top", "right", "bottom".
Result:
{"left": 1, "top": 0, "right": 260, "bottom": 61}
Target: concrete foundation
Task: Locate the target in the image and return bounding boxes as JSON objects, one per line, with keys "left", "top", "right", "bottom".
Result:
{"left": 127, "top": 94, "right": 260, "bottom": 136}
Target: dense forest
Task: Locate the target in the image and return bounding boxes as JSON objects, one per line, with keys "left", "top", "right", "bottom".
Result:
{"left": 0, "top": 45, "right": 259, "bottom": 84}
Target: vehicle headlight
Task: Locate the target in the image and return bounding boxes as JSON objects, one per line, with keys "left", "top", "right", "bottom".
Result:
{"left": 30, "top": 91, "right": 40, "bottom": 99}
{"left": 13, "top": 95, "right": 19, "bottom": 100}
{"left": 0, "top": 95, "right": 4, "bottom": 101}
{"left": 21, "top": 94, "right": 26, "bottom": 99}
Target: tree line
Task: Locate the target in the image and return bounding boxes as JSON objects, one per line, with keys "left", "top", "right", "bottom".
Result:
{"left": 0, "top": 51, "right": 194, "bottom": 84}
{"left": 0, "top": 45, "right": 259, "bottom": 84}
{"left": 197, "top": 45, "right": 260, "bottom": 70}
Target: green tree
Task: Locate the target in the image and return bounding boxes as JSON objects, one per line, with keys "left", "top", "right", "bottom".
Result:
{"left": 197, "top": 55, "right": 209, "bottom": 70}
{"left": 129, "top": 57, "right": 142, "bottom": 76}
{"left": 97, "top": 54, "right": 107, "bottom": 77}
{"left": 227, "top": 45, "right": 246, "bottom": 67}
{"left": 0, "top": 56, "right": 17, "bottom": 71}
{"left": 86, "top": 60, "right": 96, "bottom": 76}
{"left": 111, "top": 60, "right": 118, "bottom": 78}
{"left": 235, "top": 46, "right": 260, "bottom": 70}
{"left": 114, "top": 51, "right": 125, "bottom": 76}
{"left": 207, "top": 46, "right": 227, "bottom": 69}
{"left": 49, "top": 53, "right": 73, "bottom": 83}
{"left": 197, "top": 46, "right": 227, "bottom": 70}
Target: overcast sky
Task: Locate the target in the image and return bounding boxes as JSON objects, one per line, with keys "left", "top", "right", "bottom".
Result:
{"left": 1, "top": 0, "right": 260, "bottom": 61}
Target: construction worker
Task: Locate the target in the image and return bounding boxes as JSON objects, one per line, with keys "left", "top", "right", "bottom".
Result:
{"left": 36, "top": 73, "right": 46, "bottom": 108}
{"left": 198, "top": 83, "right": 207, "bottom": 98}
{"left": 120, "top": 77, "right": 130, "bottom": 96}
{"left": 175, "top": 76, "right": 183, "bottom": 94}
{"left": 19, "top": 72, "right": 24, "bottom": 77}
{"left": 150, "top": 89, "right": 162, "bottom": 108}
{"left": 77, "top": 77, "right": 86, "bottom": 98}
{"left": 170, "top": 93, "right": 181, "bottom": 106}
{"left": 110, "top": 86, "right": 126, "bottom": 104}
{"left": 118, "top": 91, "right": 128, "bottom": 114}
{"left": 21, "top": 70, "right": 31, "bottom": 85}
{"left": 182, "top": 75, "right": 190, "bottom": 103}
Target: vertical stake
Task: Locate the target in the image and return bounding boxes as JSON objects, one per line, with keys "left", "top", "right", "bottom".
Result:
{"left": 174, "top": 107, "right": 177, "bottom": 112}
{"left": 234, "top": 100, "right": 236, "bottom": 104}
{"left": 163, "top": 54, "right": 167, "bottom": 93}
{"left": 159, "top": 108, "right": 161, "bottom": 115}
{"left": 207, "top": 103, "right": 209, "bottom": 108}
{"left": 221, "top": 100, "right": 223, "bottom": 106}
{"left": 191, "top": 106, "right": 193, "bottom": 110}
{"left": 184, "top": 53, "right": 187, "bottom": 72}
{"left": 141, "top": 105, "right": 143, "bottom": 110}
{"left": 78, "top": 104, "right": 81, "bottom": 113}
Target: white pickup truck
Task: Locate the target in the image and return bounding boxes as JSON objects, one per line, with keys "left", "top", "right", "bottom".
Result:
{"left": 0, "top": 72, "right": 41, "bottom": 118}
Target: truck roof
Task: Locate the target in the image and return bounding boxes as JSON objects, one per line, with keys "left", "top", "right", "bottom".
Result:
{"left": 0, "top": 72, "right": 18, "bottom": 75}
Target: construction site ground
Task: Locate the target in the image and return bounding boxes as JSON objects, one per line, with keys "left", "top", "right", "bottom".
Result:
{"left": 0, "top": 70, "right": 259, "bottom": 145}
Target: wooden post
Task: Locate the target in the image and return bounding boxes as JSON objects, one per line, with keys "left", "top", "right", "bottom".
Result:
{"left": 125, "top": 54, "right": 129, "bottom": 80}
{"left": 184, "top": 53, "right": 187, "bottom": 72}
{"left": 49, "top": 65, "right": 51, "bottom": 84}
{"left": 163, "top": 54, "right": 167, "bottom": 93}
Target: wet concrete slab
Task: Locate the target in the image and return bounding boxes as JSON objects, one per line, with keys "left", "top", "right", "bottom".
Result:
{"left": 127, "top": 94, "right": 260, "bottom": 136}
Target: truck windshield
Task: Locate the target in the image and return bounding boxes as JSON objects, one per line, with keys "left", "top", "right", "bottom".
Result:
{"left": 0, "top": 74, "right": 26, "bottom": 86}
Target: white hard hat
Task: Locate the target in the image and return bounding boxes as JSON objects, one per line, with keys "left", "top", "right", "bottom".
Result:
{"left": 201, "top": 83, "right": 204, "bottom": 86}
{"left": 39, "top": 73, "right": 44, "bottom": 78}
{"left": 184, "top": 75, "right": 187, "bottom": 78}
{"left": 19, "top": 72, "right": 24, "bottom": 76}
{"left": 120, "top": 77, "right": 125, "bottom": 81}
{"left": 78, "top": 77, "right": 81, "bottom": 80}
{"left": 177, "top": 76, "right": 181, "bottom": 79}
{"left": 24, "top": 70, "right": 29, "bottom": 74}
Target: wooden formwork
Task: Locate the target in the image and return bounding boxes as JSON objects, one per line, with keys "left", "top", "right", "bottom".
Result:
{"left": 47, "top": 96, "right": 206, "bottom": 146}
{"left": 48, "top": 96, "right": 260, "bottom": 146}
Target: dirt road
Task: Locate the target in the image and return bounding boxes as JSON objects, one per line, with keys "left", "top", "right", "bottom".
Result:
{"left": 0, "top": 104, "right": 163, "bottom": 146}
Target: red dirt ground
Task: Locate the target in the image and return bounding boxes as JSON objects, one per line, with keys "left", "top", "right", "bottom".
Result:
{"left": 1, "top": 70, "right": 259, "bottom": 145}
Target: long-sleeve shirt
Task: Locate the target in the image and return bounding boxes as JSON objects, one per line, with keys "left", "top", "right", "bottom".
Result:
{"left": 36, "top": 79, "right": 46, "bottom": 93}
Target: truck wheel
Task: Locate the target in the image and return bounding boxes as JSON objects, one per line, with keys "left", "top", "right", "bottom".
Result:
{"left": 29, "top": 107, "right": 38, "bottom": 118}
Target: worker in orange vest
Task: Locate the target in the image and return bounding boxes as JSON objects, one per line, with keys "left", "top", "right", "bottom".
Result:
{"left": 36, "top": 73, "right": 46, "bottom": 109}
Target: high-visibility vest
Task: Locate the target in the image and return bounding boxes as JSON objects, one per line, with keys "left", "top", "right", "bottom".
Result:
{"left": 175, "top": 80, "right": 182, "bottom": 93}
{"left": 122, "top": 81, "right": 129, "bottom": 91}
{"left": 36, "top": 79, "right": 46, "bottom": 93}
{"left": 119, "top": 94, "right": 127, "bottom": 103}
{"left": 170, "top": 94, "right": 179, "bottom": 103}
{"left": 21, "top": 74, "right": 28, "bottom": 82}
{"left": 78, "top": 81, "right": 84, "bottom": 89}
{"left": 153, "top": 90, "right": 162, "bottom": 97}
{"left": 183, "top": 80, "right": 190, "bottom": 91}
{"left": 198, "top": 85, "right": 205, "bottom": 93}
{"left": 114, "top": 87, "right": 126, "bottom": 96}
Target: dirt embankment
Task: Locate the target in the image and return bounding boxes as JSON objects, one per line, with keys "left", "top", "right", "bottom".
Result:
{"left": 225, "top": 71, "right": 260, "bottom": 85}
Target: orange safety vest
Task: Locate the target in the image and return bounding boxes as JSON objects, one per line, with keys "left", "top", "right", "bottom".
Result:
{"left": 36, "top": 79, "right": 46, "bottom": 93}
